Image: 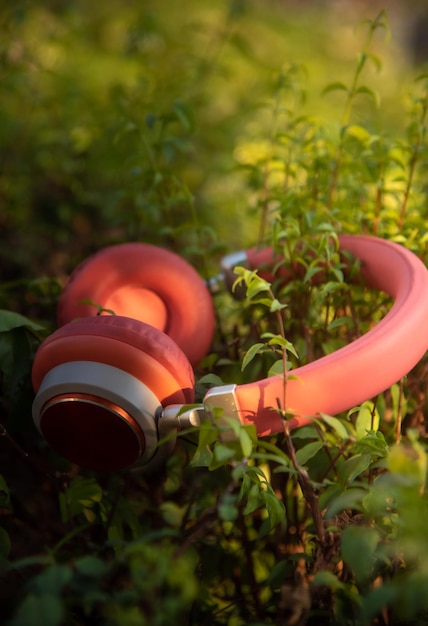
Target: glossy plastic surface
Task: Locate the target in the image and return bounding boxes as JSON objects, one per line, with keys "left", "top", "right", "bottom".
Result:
{"left": 57, "top": 243, "right": 215, "bottom": 366}
{"left": 236, "top": 235, "right": 428, "bottom": 434}
{"left": 32, "top": 316, "right": 195, "bottom": 407}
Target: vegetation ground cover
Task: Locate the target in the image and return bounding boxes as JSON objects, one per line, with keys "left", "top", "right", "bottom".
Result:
{"left": 1, "top": 1, "right": 428, "bottom": 624}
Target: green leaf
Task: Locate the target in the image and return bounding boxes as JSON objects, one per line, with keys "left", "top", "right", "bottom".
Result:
{"left": 312, "top": 570, "right": 345, "bottom": 591}
{"left": 387, "top": 442, "right": 427, "bottom": 488}
{"left": 360, "top": 585, "right": 397, "bottom": 624}
{"left": 346, "top": 124, "right": 372, "bottom": 143}
{"left": 33, "top": 564, "right": 73, "bottom": 595}
{"left": 241, "top": 342, "right": 265, "bottom": 371}
{"left": 270, "top": 298, "right": 287, "bottom": 312}
{"left": 322, "top": 82, "right": 349, "bottom": 95}
{"left": 327, "top": 316, "right": 353, "bottom": 331}
{"left": 239, "top": 428, "right": 253, "bottom": 457}
{"left": 219, "top": 494, "right": 238, "bottom": 521}
{"left": 325, "top": 487, "right": 367, "bottom": 519}
{"left": 59, "top": 477, "right": 103, "bottom": 523}
{"left": 78, "top": 300, "right": 116, "bottom": 316}
{"left": 197, "top": 373, "right": 225, "bottom": 386}
{"left": 295, "top": 441, "right": 324, "bottom": 466}
{"left": 9, "top": 594, "right": 64, "bottom": 626}
{"left": 320, "top": 281, "right": 344, "bottom": 296}
{"left": 356, "top": 52, "right": 368, "bottom": 73}
{"left": 243, "top": 483, "right": 263, "bottom": 515}
{"left": 341, "top": 525, "right": 380, "bottom": 583}
{"left": 268, "top": 359, "right": 285, "bottom": 377}
{"left": 354, "top": 431, "right": 388, "bottom": 458}
{"left": 7, "top": 555, "right": 54, "bottom": 572}
{"left": 0, "top": 310, "right": 44, "bottom": 333}
{"left": 190, "top": 445, "right": 213, "bottom": 468}
{"left": 338, "top": 454, "right": 372, "bottom": 486}
{"left": 355, "top": 85, "right": 381, "bottom": 108}
{"left": 304, "top": 265, "right": 323, "bottom": 283}
{"left": 160, "top": 502, "right": 186, "bottom": 529}
{"left": 355, "top": 401, "right": 379, "bottom": 439}
{"left": 196, "top": 420, "right": 217, "bottom": 449}
{"left": 319, "top": 413, "right": 349, "bottom": 440}
{"left": 75, "top": 555, "right": 108, "bottom": 578}
{"left": 366, "top": 52, "right": 382, "bottom": 72}
{"left": 251, "top": 296, "right": 275, "bottom": 307}
{"left": 263, "top": 333, "right": 299, "bottom": 359}
{"left": 262, "top": 491, "right": 285, "bottom": 528}
{"left": 238, "top": 271, "right": 272, "bottom": 300}
{"left": 220, "top": 416, "right": 242, "bottom": 438}
{"left": 266, "top": 559, "right": 292, "bottom": 587}
{"left": 212, "top": 443, "right": 236, "bottom": 464}
{"left": 390, "top": 382, "right": 407, "bottom": 421}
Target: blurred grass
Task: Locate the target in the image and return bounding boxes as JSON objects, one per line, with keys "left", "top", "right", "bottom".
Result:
{"left": 0, "top": 0, "right": 423, "bottom": 283}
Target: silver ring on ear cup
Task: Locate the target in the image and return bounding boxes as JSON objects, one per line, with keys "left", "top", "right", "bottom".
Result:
{"left": 33, "top": 361, "right": 163, "bottom": 472}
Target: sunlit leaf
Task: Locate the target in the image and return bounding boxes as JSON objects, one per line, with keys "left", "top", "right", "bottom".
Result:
{"left": 239, "top": 428, "right": 253, "bottom": 457}
{"left": 262, "top": 491, "right": 285, "bottom": 528}
{"left": 355, "top": 84, "right": 381, "bottom": 108}
{"left": 241, "top": 342, "right": 265, "bottom": 371}
{"left": 322, "top": 82, "right": 349, "bottom": 95}
{"left": 319, "top": 413, "right": 349, "bottom": 440}
{"left": 355, "top": 401, "right": 380, "bottom": 439}
{"left": 387, "top": 441, "right": 427, "bottom": 488}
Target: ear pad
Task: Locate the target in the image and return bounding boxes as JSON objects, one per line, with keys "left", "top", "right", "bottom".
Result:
{"left": 57, "top": 243, "right": 215, "bottom": 367}
{"left": 32, "top": 315, "right": 195, "bottom": 405}
{"left": 32, "top": 316, "right": 195, "bottom": 472}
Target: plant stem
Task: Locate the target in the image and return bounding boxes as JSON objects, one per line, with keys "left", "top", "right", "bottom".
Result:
{"left": 398, "top": 96, "right": 427, "bottom": 229}
{"left": 327, "top": 11, "right": 387, "bottom": 210}
{"left": 50, "top": 521, "right": 93, "bottom": 557}
{"left": 276, "top": 399, "right": 326, "bottom": 545}
{"left": 395, "top": 378, "right": 404, "bottom": 444}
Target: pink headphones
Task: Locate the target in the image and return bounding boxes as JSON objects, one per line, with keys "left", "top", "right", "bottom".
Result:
{"left": 31, "top": 235, "right": 428, "bottom": 473}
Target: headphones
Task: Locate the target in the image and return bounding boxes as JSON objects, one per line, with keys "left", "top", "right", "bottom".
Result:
{"left": 31, "top": 235, "right": 428, "bottom": 473}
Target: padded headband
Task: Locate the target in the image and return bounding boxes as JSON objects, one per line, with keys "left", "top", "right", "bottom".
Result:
{"left": 204, "top": 235, "right": 428, "bottom": 435}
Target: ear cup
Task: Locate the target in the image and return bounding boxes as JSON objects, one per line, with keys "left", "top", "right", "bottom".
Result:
{"left": 57, "top": 243, "right": 215, "bottom": 366}
{"left": 32, "top": 316, "right": 195, "bottom": 472}
{"left": 32, "top": 315, "right": 195, "bottom": 405}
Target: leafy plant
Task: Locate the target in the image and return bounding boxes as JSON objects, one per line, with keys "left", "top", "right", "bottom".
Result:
{"left": 2, "top": 3, "right": 428, "bottom": 626}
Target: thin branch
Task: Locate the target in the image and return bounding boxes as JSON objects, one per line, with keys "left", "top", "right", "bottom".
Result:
{"left": 277, "top": 399, "right": 326, "bottom": 545}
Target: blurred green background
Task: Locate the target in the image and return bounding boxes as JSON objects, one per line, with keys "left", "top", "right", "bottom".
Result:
{"left": 2, "top": 5, "right": 428, "bottom": 623}
{"left": 0, "top": 0, "right": 425, "bottom": 288}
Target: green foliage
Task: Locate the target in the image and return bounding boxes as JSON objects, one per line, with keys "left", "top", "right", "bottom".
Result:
{"left": 7, "top": 541, "right": 198, "bottom": 626}
{"left": 2, "top": 2, "right": 428, "bottom": 625}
